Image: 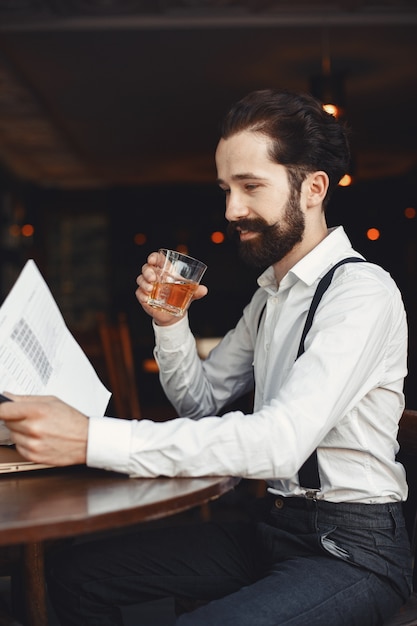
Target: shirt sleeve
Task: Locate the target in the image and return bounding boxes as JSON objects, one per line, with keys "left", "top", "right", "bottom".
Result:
{"left": 153, "top": 294, "right": 263, "bottom": 418}
{"left": 87, "top": 264, "right": 407, "bottom": 483}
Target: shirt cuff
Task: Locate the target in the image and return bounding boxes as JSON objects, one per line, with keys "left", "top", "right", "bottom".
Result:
{"left": 153, "top": 314, "right": 190, "bottom": 351}
{"left": 87, "top": 415, "right": 132, "bottom": 474}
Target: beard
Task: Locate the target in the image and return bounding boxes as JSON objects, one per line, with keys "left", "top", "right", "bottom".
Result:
{"left": 227, "top": 190, "right": 305, "bottom": 269}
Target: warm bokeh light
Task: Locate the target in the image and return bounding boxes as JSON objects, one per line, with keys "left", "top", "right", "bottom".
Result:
{"left": 8, "top": 224, "right": 21, "bottom": 237}
{"left": 322, "top": 103, "right": 342, "bottom": 118}
{"left": 210, "top": 231, "right": 225, "bottom": 244}
{"left": 366, "top": 227, "right": 380, "bottom": 241}
{"left": 176, "top": 244, "right": 189, "bottom": 254}
{"left": 404, "top": 207, "right": 416, "bottom": 219}
{"left": 133, "top": 232, "right": 147, "bottom": 245}
{"left": 142, "top": 358, "right": 159, "bottom": 373}
{"left": 338, "top": 174, "right": 352, "bottom": 187}
{"left": 21, "top": 223, "right": 34, "bottom": 237}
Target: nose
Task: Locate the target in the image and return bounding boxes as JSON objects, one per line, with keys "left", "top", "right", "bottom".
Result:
{"left": 224, "top": 190, "right": 249, "bottom": 223}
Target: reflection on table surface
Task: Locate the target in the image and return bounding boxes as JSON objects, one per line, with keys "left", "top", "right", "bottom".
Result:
{"left": 0, "top": 465, "right": 239, "bottom": 545}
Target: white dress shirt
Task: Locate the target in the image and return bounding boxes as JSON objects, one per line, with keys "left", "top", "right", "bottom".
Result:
{"left": 87, "top": 226, "right": 408, "bottom": 503}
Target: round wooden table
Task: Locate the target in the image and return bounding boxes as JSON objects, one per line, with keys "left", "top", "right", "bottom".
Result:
{"left": 0, "top": 465, "right": 239, "bottom": 626}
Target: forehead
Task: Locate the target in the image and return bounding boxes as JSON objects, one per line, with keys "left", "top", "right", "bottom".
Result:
{"left": 215, "top": 131, "right": 272, "bottom": 166}
{"left": 215, "top": 131, "right": 285, "bottom": 183}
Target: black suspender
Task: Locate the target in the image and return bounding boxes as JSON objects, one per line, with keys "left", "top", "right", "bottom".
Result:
{"left": 257, "top": 257, "right": 366, "bottom": 491}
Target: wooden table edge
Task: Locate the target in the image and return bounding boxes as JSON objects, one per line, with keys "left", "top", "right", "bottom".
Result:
{"left": 0, "top": 474, "right": 240, "bottom": 546}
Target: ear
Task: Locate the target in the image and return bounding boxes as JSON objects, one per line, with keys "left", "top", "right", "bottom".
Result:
{"left": 305, "top": 171, "right": 329, "bottom": 208}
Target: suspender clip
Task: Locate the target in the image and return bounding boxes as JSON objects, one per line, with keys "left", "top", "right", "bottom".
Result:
{"left": 304, "top": 489, "right": 320, "bottom": 500}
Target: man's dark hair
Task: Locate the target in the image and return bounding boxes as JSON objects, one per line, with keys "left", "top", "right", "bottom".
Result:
{"left": 220, "top": 88, "right": 351, "bottom": 208}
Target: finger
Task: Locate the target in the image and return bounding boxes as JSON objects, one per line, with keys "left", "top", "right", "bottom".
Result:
{"left": 192, "top": 284, "right": 208, "bottom": 302}
{"left": 0, "top": 396, "right": 24, "bottom": 421}
{"left": 136, "top": 269, "right": 160, "bottom": 303}
{"left": 140, "top": 251, "right": 161, "bottom": 276}
{"left": 136, "top": 272, "right": 154, "bottom": 293}
{"left": 0, "top": 395, "right": 57, "bottom": 426}
{"left": 1, "top": 393, "right": 55, "bottom": 405}
{"left": 135, "top": 284, "right": 154, "bottom": 308}
{"left": 12, "top": 435, "right": 54, "bottom": 465}
{"left": 147, "top": 251, "right": 160, "bottom": 265}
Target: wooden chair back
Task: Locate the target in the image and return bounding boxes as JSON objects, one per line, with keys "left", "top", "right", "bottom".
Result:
{"left": 97, "top": 312, "right": 142, "bottom": 419}
{"left": 397, "top": 410, "right": 417, "bottom": 573}
{"left": 384, "top": 408, "right": 417, "bottom": 624}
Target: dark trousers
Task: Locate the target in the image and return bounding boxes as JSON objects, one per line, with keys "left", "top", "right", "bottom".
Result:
{"left": 46, "top": 497, "right": 412, "bottom": 626}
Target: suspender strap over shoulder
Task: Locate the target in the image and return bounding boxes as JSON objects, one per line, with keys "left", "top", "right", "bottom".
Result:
{"left": 297, "top": 256, "right": 365, "bottom": 490}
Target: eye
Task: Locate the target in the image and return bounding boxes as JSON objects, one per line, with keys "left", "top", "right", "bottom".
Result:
{"left": 245, "top": 184, "right": 259, "bottom": 192}
{"left": 219, "top": 186, "right": 230, "bottom": 195}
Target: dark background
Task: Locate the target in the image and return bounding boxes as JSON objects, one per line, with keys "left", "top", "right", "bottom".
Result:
{"left": 0, "top": 0, "right": 416, "bottom": 410}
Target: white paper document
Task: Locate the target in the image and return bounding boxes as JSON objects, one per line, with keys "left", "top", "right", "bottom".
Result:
{"left": 0, "top": 260, "right": 111, "bottom": 444}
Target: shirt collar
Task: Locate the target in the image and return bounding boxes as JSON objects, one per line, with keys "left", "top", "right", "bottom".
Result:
{"left": 257, "top": 226, "right": 359, "bottom": 292}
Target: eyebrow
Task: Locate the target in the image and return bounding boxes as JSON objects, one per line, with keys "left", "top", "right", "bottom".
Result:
{"left": 216, "top": 173, "right": 266, "bottom": 185}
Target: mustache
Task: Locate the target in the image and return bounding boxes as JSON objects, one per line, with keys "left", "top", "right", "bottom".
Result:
{"left": 227, "top": 218, "right": 273, "bottom": 239}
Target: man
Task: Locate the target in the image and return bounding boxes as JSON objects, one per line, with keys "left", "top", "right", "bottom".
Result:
{"left": 0, "top": 89, "right": 412, "bottom": 625}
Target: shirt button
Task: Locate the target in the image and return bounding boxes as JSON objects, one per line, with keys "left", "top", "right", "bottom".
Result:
{"left": 274, "top": 497, "right": 284, "bottom": 509}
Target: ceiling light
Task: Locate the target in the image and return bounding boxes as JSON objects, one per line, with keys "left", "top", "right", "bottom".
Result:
{"left": 310, "top": 71, "right": 346, "bottom": 119}
{"left": 310, "top": 28, "right": 347, "bottom": 119}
